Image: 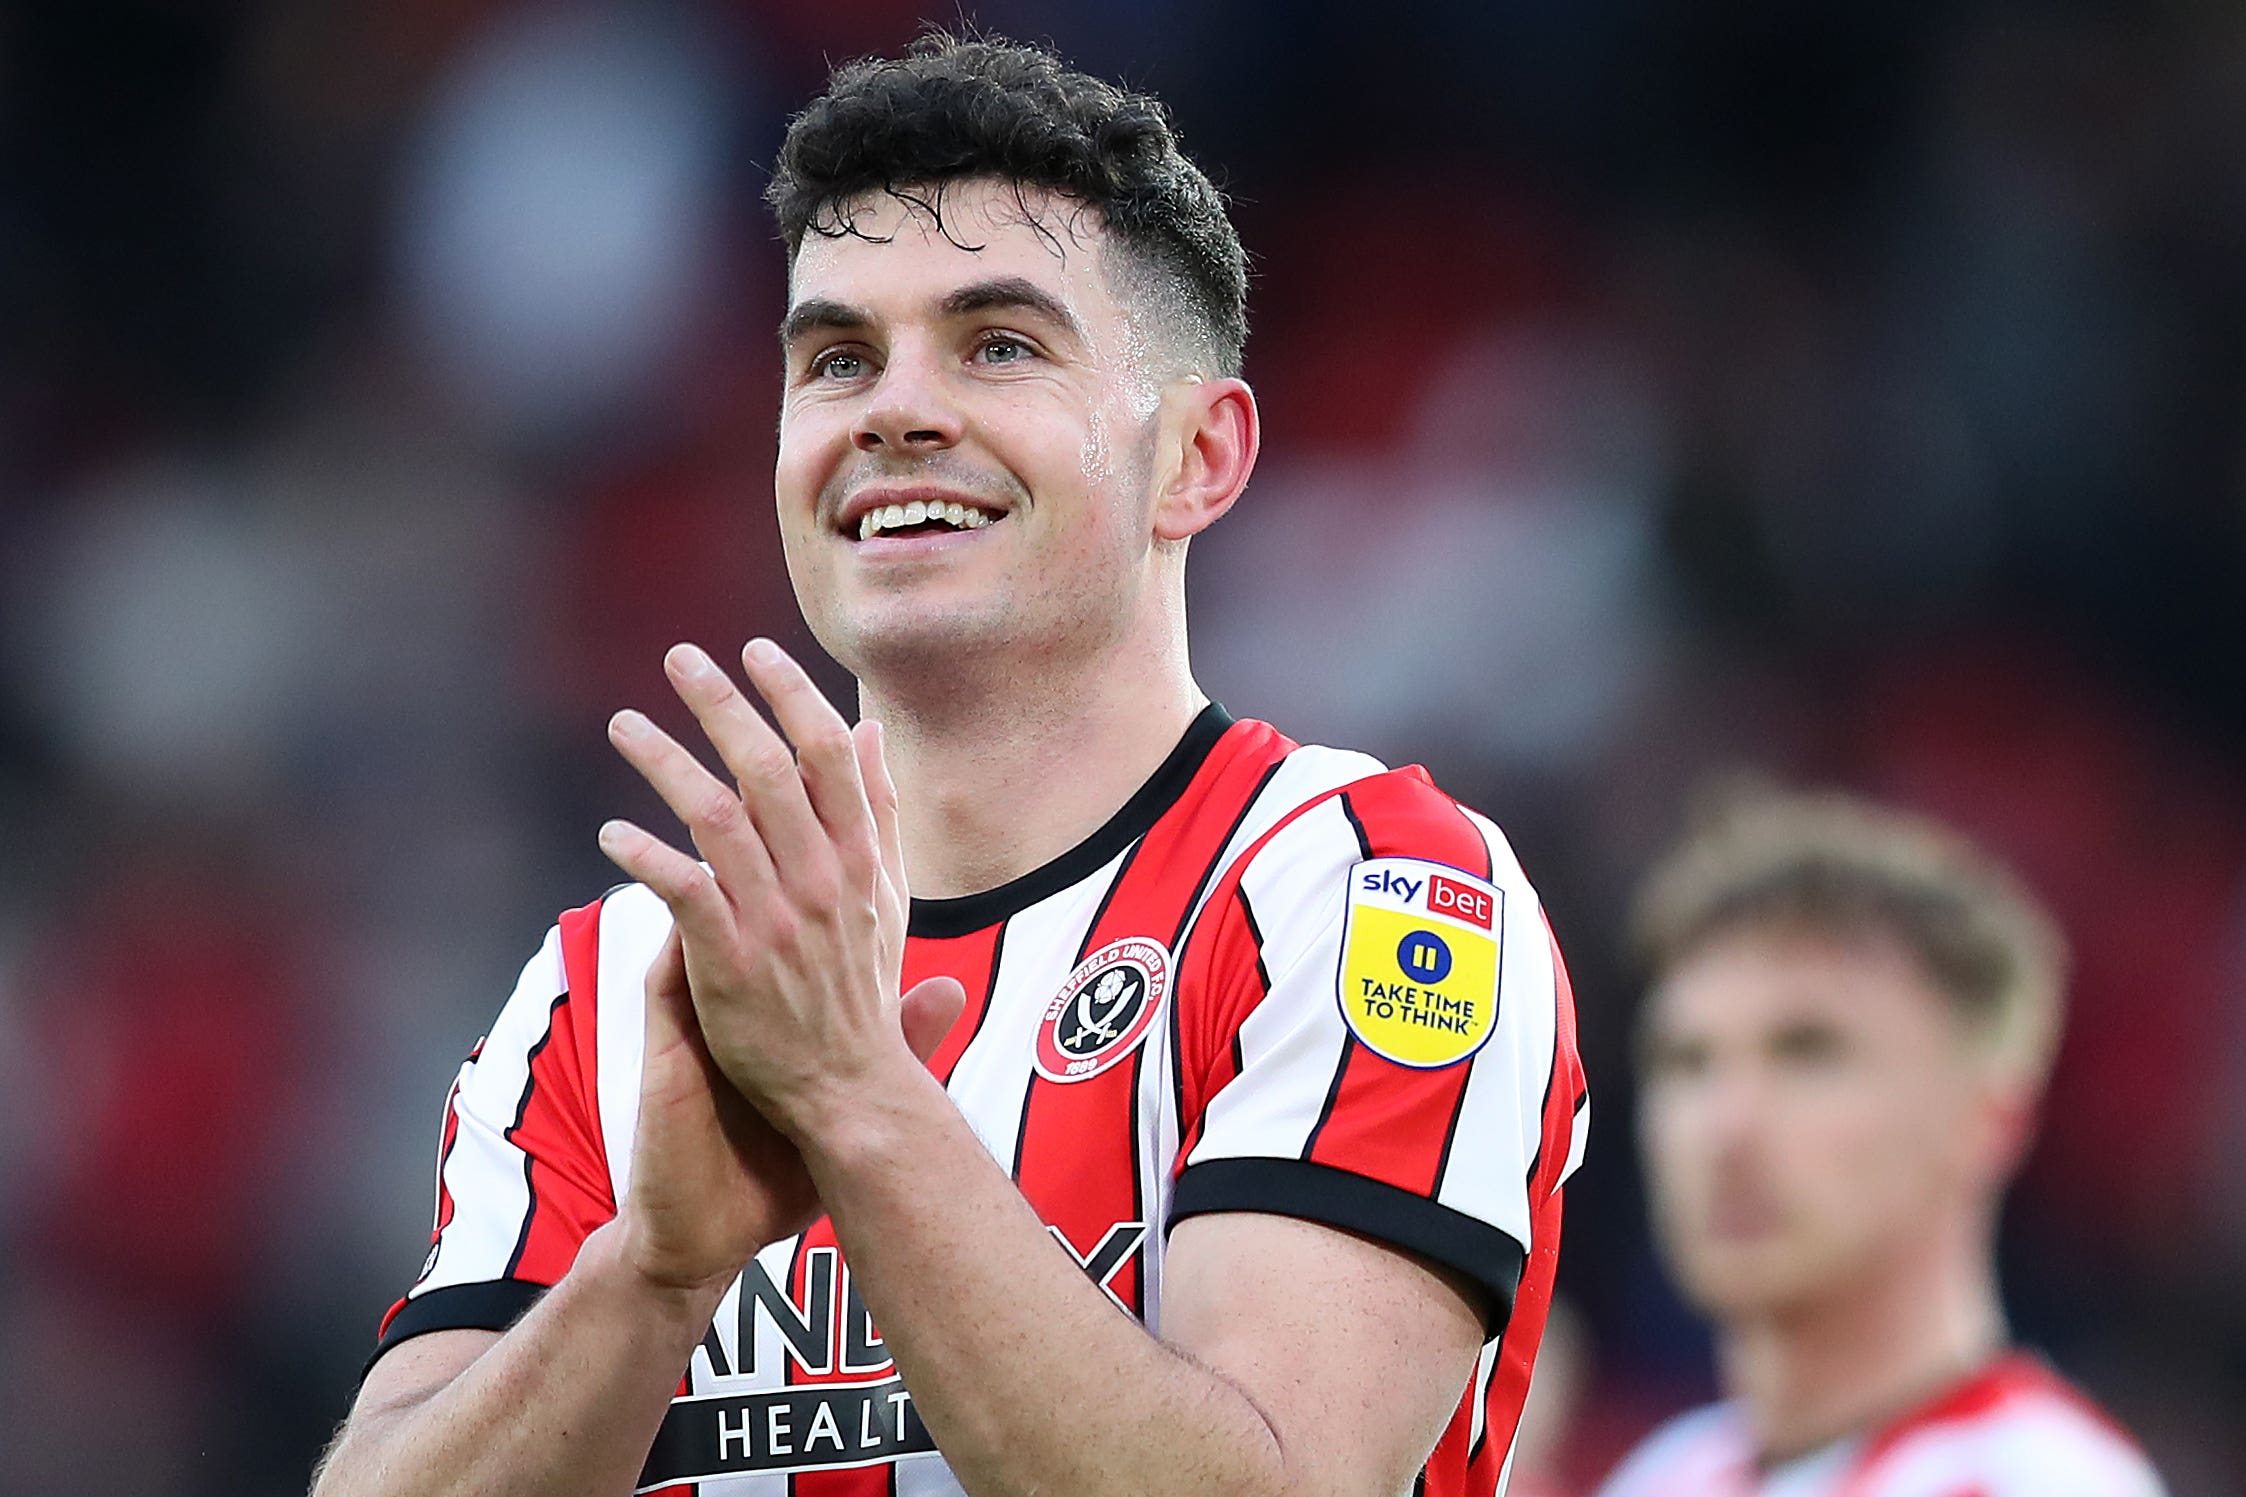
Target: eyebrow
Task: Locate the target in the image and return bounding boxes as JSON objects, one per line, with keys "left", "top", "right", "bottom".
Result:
{"left": 778, "top": 275, "right": 1086, "bottom": 355}
{"left": 937, "top": 276, "right": 1085, "bottom": 340}
{"left": 778, "top": 298, "right": 869, "bottom": 353}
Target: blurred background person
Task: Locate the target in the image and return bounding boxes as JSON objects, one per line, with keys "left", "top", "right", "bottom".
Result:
{"left": 1596, "top": 789, "right": 2164, "bottom": 1496}
{"left": 1508, "top": 1297, "right": 1593, "bottom": 1497}
{"left": 1, "top": 1, "right": 2242, "bottom": 1493}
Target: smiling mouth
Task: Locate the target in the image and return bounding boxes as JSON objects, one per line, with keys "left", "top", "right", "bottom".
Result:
{"left": 852, "top": 497, "right": 1007, "bottom": 541}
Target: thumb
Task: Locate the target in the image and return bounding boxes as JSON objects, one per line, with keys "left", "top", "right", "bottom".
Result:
{"left": 644, "top": 925, "right": 694, "bottom": 1043}
{"left": 899, "top": 975, "right": 968, "bottom": 1064}
{"left": 641, "top": 925, "right": 725, "bottom": 1081}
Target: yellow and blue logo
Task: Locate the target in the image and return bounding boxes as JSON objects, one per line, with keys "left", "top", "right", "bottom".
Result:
{"left": 1338, "top": 859, "right": 1505, "bottom": 1068}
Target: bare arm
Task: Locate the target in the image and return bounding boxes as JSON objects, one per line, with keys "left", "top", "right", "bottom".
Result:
{"left": 311, "top": 1225, "right": 718, "bottom": 1497}
{"left": 309, "top": 914, "right": 796, "bottom": 1497}
{"left": 798, "top": 1054, "right": 1487, "bottom": 1497}
{"left": 316, "top": 883, "right": 951, "bottom": 1497}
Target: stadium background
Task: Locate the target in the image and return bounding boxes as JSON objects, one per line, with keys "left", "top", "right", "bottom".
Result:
{"left": 0, "top": 1, "right": 2240, "bottom": 1491}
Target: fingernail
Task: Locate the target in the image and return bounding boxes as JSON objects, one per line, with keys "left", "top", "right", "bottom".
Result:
{"left": 669, "top": 643, "right": 716, "bottom": 679}
{"left": 746, "top": 638, "right": 782, "bottom": 667}
{"left": 597, "top": 819, "right": 629, "bottom": 848}
{"left": 611, "top": 709, "right": 647, "bottom": 739}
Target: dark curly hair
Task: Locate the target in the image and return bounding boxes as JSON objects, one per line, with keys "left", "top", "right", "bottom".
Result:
{"left": 768, "top": 32, "right": 1247, "bottom": 378}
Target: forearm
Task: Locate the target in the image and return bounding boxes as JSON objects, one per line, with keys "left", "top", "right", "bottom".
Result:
{"left": 798, "top": 1063, "right": 1293, "bottom": 1497}
{"left": 313, "top": 1223, "right": 722, "bottom": 1497}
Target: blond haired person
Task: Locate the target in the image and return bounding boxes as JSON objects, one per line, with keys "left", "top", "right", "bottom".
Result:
{"left": 1597, "top": 791, "right": 2163, "bottom": 1497}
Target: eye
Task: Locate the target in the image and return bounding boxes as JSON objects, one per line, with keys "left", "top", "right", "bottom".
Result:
{"left": 809, "top": 347, "right": 869, "bottom": 380}
{"left": 1770, "top": 1021, "right": 1847, "bottom": 1067}
{"left": 974, "top": 333, "right": 1032, "bottom": 366}
{"left": 1638, "top": 1033, "right": 1710, "bottom": 1083}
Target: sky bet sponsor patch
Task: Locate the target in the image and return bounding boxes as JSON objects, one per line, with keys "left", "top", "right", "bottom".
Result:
{"left": 1338, "top": 858, "right": 1504, "bottom": 1068}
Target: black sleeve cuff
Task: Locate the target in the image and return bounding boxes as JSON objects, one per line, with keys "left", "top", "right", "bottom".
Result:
{"left": 1168, "top": 1158, "right": 1525, "bottom": 1338}
{"left": 364, "top": 1279, "right": 549, "bottom": 1381}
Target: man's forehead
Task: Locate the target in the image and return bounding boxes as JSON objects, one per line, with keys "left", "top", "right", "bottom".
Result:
{"left": 788, "top": 179, "right": 1113, "bottom": 303}
{"left": 1652, "top": 930, "right": 1934, "bottom": 1035}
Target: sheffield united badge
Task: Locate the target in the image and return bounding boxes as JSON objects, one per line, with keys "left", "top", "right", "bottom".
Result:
{"left": 1034, "top": 937, "right": 1171, "bottom": 1082}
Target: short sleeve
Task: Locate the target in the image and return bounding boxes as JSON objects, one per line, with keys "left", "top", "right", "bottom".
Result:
{"left": 372, "top": 899, "right": 617, "bottom": 1367}
{"left": 1168, "top": 769, "right": 1586, "bottom": 1333}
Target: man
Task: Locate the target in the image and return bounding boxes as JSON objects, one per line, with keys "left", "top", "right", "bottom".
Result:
{"left": 314, "top": 34, "right": 1586, "bottom": 1497}
{"left": 1598, "top": 791, "right": 2163, "bottom": 1497}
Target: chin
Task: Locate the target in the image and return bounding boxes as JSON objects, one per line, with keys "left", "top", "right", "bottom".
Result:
{"left": 1673, "top": 1237, "right": 1832, "bottom": 1319}
{"left": 831, "top": 602, "right": 1026, "bottom": 676}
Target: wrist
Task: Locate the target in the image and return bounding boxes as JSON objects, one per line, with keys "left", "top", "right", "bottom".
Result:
{"left": 785, "top": 1044, "right": 952, "bottom": 1176}
{"left": 581, "top": 1217, "right": 737, "bottom": 1329}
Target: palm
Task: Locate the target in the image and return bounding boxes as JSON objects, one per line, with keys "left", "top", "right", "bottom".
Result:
{"left": 602, "top": 680, "right": 965, "bottom": 1293}
{"left": 625, "top": 929, "right": 818, "bottom": 1291}
{"left": 622, "top": 926, "right": 965, "bottom": 1293}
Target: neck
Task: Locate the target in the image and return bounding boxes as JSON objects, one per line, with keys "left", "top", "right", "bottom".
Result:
{"left": 1717, "top": 1224, "right": 2007, "bottom": 1464}
{"left": 860, "top": 607, "right": 1206, "bottom": 900}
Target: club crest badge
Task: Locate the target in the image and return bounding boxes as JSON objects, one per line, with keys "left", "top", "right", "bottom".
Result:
{"left": 1034, "top": 937, "right": 1171, "bottom": 1083}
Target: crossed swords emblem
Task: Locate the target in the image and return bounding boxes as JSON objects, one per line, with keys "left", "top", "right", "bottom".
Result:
{"left": 1065, "top": 966, "right": 1143, "bottom": 1052}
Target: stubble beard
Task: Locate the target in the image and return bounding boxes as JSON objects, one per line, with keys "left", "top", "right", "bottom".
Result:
{"left": 808, "top": 432, "right": 1162, "bottom": 719}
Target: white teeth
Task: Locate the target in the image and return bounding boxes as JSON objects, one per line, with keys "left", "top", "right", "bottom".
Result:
{"left": 854, "top": 499, "right": 1002, "bottom": 538}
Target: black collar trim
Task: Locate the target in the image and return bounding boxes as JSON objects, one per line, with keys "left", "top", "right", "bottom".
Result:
{"left": 908, "top": 703, "right": 1235, "bottom": 940}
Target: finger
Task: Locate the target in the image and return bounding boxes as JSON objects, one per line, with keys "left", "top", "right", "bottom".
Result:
{"left": 638, "top": 924, "right": 765, "bottom": 1150}
{"left": 854, "top": 719, "right": 909, "bottom": 900}
{"left": 899, "top": 975, "right": 968, "bottom": 1064}
{"left": 608, "top": 706, "right": 776, "bottom": 894}
{"left": 640, "top": 925, "right": 697, "bottom": 1054}
{"left": 662, "top": 643, "right": 833, "bottom": 879}
{"left": 740, "top": 639, "right": 879, "bottom": 874}
{"left": 598, "top": 815, "right": 738, "bottom": 951}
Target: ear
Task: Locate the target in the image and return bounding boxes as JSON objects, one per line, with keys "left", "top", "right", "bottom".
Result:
{"left": 1965, "top": 1073, "right": 2039, "bottom": 1190}
{"left": 1151, "top": 376, "right": 1259, "bottom": 543}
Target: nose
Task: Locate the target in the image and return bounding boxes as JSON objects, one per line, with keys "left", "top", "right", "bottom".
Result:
{"left": 1700, "top": 1062, "right": 1775, "bottom": 1159}
{"left": 853, "top": 342, "right": 963, "bottom": 455}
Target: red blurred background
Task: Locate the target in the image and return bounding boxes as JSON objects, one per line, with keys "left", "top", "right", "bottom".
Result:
{"left": 0, "top": 3, "right": 2240, "bottom": 1492}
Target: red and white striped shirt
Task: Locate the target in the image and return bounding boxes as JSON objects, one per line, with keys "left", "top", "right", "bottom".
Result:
{"left": 1594, "top": 1352, "right": 2165, "bottom": 1497}
{"left": 377, "top": 707, "right": 1589, "bottom": 1496}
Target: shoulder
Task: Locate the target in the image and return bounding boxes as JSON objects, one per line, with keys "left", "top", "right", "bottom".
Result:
{"left": 580, "top": 879, "right": 674, "bottom": 966}
{"left": 474, "top": 880, "right": 673, "bottom": 1083}
{"left": 1179, "top": 736, "right": 1557, "bottom": 1005}
{"left": 1254, "top": 757, "right": 1492, "bottom": 866}
{"left": 1222, "top": 739, "right": 1537, "bottom": 903}
{"left": 1219, "top": 751, "right": 1546, "bottom": 954}
{"left": 468, "top": 881, "right": 674, "bottom": 1060}
{"left": 1870, "top": 1357, "right": 2166, "bottom": 1497}
{"left": 561, "top": 878, "right": 674, "bottom": 1042}
{"left": 505, "top": 881, "right": 672, "bottom": 1019}
{"left": 1593, "top": 1404, "right": 1745, "bottom": 1497}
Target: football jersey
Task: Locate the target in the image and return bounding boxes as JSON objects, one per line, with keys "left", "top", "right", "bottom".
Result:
{"left": 1594, "top": 1352, "right": 2166, "bottom": 1497}
{"left": 375, "top": 706, "right": 1590, "bottom": 1497}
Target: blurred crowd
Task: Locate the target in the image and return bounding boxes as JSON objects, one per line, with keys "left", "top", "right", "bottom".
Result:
{"left": 1, "top": 2, "right": 2241, "bottom": 1492}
